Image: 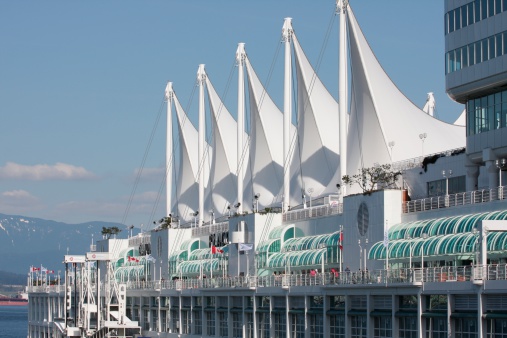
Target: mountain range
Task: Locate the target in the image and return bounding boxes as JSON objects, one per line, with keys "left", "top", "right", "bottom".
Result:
{"left": 0, "top": 213, "right": 133, "bottom": 274}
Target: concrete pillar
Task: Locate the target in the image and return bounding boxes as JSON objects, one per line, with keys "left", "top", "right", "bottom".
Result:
{"left": 466, "top": 165, "right": 479, "bottom": 192}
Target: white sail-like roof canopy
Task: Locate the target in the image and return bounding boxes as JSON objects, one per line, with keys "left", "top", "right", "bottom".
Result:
{"left": 291, "top": 32, "right": 341, "bottom": 202}
{"left": 346, "top": 6, "right": 465, "bottom": 192}
{"left": 244, "top": 55, "right": 288, "bottom": 208}
{"left": 205, "top": 73, "right": 240, "bottom": 217}
{"left": 173, "top": 93, "right": 212, "bottom": 222}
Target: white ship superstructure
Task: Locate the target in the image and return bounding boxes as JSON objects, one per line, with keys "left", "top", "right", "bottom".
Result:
{"left": 28, "top": 1, "right": 507, "bottom": 337}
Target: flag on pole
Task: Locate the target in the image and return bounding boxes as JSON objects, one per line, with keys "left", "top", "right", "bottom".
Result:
{"left": 383, "top": 229, "right": 389, "bottom": 248}
{"left": 47, "top": 270, "right": 54, "bottom": 274}
{"left": 31, "top": 266, "right": 40, "bottom": 272}
{"left": 239, "top": 243, "right": 253, "bottom": 251}
{"left": 211, "top": 245, "right": 223, "bottom": 254}
{"left": 41, "top": 266, "right": 48, "bottom": 273}
{"left": 339, "top": 231, "right": 343, "bottom": 250}
{"left": 146, "top": 254, "right": 156, "bottom": 263}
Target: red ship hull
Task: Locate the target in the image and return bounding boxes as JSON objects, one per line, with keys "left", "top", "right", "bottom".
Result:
{"left": 0, "top": 298, "right": 28, "bottom": 306}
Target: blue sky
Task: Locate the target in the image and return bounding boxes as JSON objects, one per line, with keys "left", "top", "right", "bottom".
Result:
{"left": 0, "top": 1, "right": 463, "bottom": 227}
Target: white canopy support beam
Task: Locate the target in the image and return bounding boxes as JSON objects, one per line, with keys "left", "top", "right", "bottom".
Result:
{"left": 337, "top": 0, "right": 348, "bottom": 197}
{"left": 197, "top": 64, "right": 206, "bottom": 226}
{"left": 236, "top": 43, "right": 246, "bottom": 214}
{"left": 165, "top": 82, "right": 174, "bottom": 217}
{"left": 283, "top": 17, "right": 293, "bottom": 213}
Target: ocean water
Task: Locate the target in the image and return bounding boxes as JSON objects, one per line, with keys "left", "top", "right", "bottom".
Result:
{"left": 0, "top": 306, "right": 28, "bottom": 338}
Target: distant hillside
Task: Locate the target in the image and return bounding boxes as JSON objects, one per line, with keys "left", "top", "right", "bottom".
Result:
{"left": 0, "top": 270, "right": 26, "bottom": 285}
{"left": 0, "top": 213, "right": 133, "bottom": 274}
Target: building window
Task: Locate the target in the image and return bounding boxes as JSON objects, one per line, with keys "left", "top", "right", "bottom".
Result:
{"left": 291, "top": 313, "right": 305, "bottom": 338}
{"left": 446, "top": 0, "right": 507, "bottom": 35}
{"left": 373, "top": 316, "right": 392, "bottom": 338}
{"left": 487, "top": 318, "right": 507, "bottom": 337}
{"left": 170, "top": 309, "right": 178, "bottom": 333}
{"left": 427, "top": 176, "right": 466, "bottom": 197}
{"left": 309, "top": 313, "right": 324, "bottom": 336}
{"left": 467, "top": 89, "right": 507, "bottom": 135}
{"left": 160, "top": 310, "right": 167, "bottom": 332}
{"left": 232, "top": 312, "right": 243, "bottom": 338}
{"left": 206, "top": 311, "right": 215, "bottom": 336}
{"left": 455, "top": 317, "right": 478, "bottom": 338}
{"left": 181, "top": 310, "right": 190, "bottom": 334}
{"left": 399, "top": 317, "right": 417, "bottom": 338}
{"left": 425, "top": 317, "right": 447, "bottom": 338}
{"left": 218, "top": 311, "right": 228, "bottom": 336}
{"left": 151, "top": 310, "right": 158, "bottom": 331}
{"left": 143, "top": 309, "right": 150, "bottom": 331}
{"left": 446, "top": 30, "right": 507, "bottom": 74}
{"left": 258, "top": 312, "right": 270, "bottom": 338}
{"left": 193, "top": 310, "right": 202, "bottom": 335}
{"left": 351, "top": 315, "right": 367, "bottom": 338}
{"left": 329, "top": 314, "right": 346, "bottom": 338}
{"left": 273, "top": 312, "right": 287, "bottom": 337}
{"left": 245, "top": 313, "right": 254, "bottom": 338}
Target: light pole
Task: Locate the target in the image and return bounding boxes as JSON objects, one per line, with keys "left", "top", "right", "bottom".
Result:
{"left": 421, "top": 233, "right": 428, "bottom": 281}
{"left": 472, "top": 228, "right": 479, "bottom": 266}
{"left": 442, "top": 169, "right": 453, "bottom": 206}
{"left": 405, "top": 234, "right": 412, "bottom": 269}
{"left": 254, "top": 193, "right": 260, "bottom": 213}
{"left": 419, "top": 133, "right": 427, "bottom": 157}
{"left": 388, "top": 141, "right": 395, "bottom": 162}
{"left": 358, "top": 239, "right": 363, "bottom": 271}
{"left": 496, "top": 159, "right": 506, "bottom": 199}
{"left": 307, "top": 188, "right": 314, "bottom": 209}
{"left": 363, "top": 238, "right": 369, "bottom": 271}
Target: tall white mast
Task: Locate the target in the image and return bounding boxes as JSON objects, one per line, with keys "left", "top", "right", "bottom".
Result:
{"left": 337, "top": 0, "right": 348, "bottom": 197}
{"left": 197, "top": 64, "right": 206, "bottom": 226}
{"left": 236, "top": 43, "right": 246, "bottom": 214}
{"left": 165, "top": 82, "right": 174, "bottom": 217}
{"left": 282, "top": 18, "right": 293, "bottom": 213}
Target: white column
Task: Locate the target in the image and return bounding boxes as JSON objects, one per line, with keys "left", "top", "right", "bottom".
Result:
{"left": 338, "top": 0, "right": 348, "bottom": 197}
{"left": 236, "top": 43, "right": 246, "bottom": 214}
{"left": 282, "top": 18, "right": 293, "bottom": 213}
{"left": 165, "top": 82, "right": 174, "bottom": 217}
{"left": 197, "top": 65, "right": 206, "bottom": 226}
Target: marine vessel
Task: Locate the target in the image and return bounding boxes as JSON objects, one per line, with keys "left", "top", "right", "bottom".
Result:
{"left": 0, "top": 293, "right": 28, "bottom": 306}
{"left": 28, "top": 1, "right": 507, "bottom": 337}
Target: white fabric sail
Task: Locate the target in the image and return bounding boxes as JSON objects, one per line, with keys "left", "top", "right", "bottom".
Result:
{"left": 291, "top": 33, "right": 341, "bottom": 202}
{"left": 174, "top": 94, "right": 212, "bottom": 222}
{"left": 205, "top": 74, "right": 240, "bottom": 217}
{"left": 346, "top": 6, "right": 465, "bottom": 192}
{"left": 245, "top": 55, "right": 287, "bottom": 208}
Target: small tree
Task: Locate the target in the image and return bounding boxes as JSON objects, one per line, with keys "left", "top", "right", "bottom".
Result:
{"left": 342, "top": 164, "right": 401, "bottom": 195}
{"left": 101, "top": 226, "right": 122, "bottom": 239}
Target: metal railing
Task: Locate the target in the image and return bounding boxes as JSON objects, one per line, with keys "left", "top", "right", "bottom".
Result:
{"left": 403, "top": 186, "right": 506, "bottom": 214}
{"left": 283, "top": 203, "right": 343, "bottom": 222}
{"left": 119, "top": 264, "right": 507, "bottom": 292}
{"left": 192, "top": 221, "right": 228, "bottom": 237}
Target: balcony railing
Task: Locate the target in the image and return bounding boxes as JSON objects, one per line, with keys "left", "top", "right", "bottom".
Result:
{"left": 283, "top": 202, "right": 342, "bottom": 223}
{"left": 119, "top": 264, "right": 507, "bottom": 292}
{"left": 403, "top": 186, "right": 506, "bottom": 214}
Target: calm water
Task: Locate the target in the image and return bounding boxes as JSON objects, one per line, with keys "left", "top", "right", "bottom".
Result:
{"left": 0, "top": 306, "right": 28, "bottom": 338}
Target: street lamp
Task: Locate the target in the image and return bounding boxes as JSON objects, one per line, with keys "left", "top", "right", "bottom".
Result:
{"left": 419, "top": 133, "right": 427, "bottom": 157}
{"left": 358, "top": 239, "right": 363, "bottom": 271}
{"left": 388, "top": 141, "right": 395, "bottom": 162}
{"left": 421, "top": 233, "right": 428, "bottom": 281}
{"left": 209, "top": 210, "right": 215, "bottom": 225}
{"left": 496, "top": 159, "right": 506, "bottom": 199}
{"left": 442, "top": 170, "right": 453, "bottom": 207}
{"left": 472, "top": 228, "right": 479, "bottom": 266}
{"left": 363, "top": 238, "right": 369, "bottom": 271}
{"left": 307, "top": 188, "right": 314, "bottom": 208}
{"left": 405, "top": 234, "right": 412, "bottom": 269}
{"left": 254, "top": 193, "right": 261, "bottom": 212}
